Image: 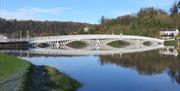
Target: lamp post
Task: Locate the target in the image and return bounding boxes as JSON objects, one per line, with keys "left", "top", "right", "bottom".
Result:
{"left": 20, "top": 31, "right": 22, "bottom": 40}
{"left": 27, "top": 30, "right": 29, "bottom": 41}
{"left": 112, "top": 30, "right": 114, "bottom": 35}
{"left": 120, "top": 31, "right": 123, "bottom": 35}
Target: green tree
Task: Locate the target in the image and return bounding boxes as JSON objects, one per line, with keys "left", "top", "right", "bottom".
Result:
{"left": 170, "top": 2, "right": 179, "bottom": 17}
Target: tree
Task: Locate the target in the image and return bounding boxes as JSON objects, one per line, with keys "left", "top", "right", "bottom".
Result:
{"left": 0, "top": 18, "right": 88, "bottom": 37}
{"left": 170, "top": 1, "right": 178, "bottom": 17}
{"left": 178, "top": 1, "right": 180, "bottom": 9}
{"left": 100, "top": 16, "right": 105, "bottom": 24}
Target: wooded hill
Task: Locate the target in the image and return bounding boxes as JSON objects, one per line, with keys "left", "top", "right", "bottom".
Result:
{"left": 93, "top": 2, "right": 180, "bottom": 37}
{"left": 0, "top": 18, "right": 90, "bottom": 38}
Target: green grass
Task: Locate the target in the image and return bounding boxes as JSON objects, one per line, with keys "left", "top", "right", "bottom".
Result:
{"left": 67, "top": 41, "right": 87, "bottom": 49}
{"left": 177, "top": 34, "right": 180, "bottom": 37}
{"left": 0, "top": 54, "right": 81, "bottom": 91}
{"left": 143, "top": 41, "right": 152, "bottom": 46}
{"left": 164, "top": 40, "right": 178, "bottom": 46}
{"left": 36, "top": 43, "right": 50, "bottom": 48}
{"left": 0, "top": 54, "right": 31, "bottom": 91}
{"left": 46, "top": 66, "right": 81, "bottom": 91}
{"left": 107, "top": 40, "right": 130, "bottom": 48}
{"left": 25, "top": 65, "right": 81, "bottom": 91}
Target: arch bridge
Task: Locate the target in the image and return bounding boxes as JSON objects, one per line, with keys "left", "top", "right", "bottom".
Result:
{"left": 29, "top": 34, "right": 164, "bottom": 50}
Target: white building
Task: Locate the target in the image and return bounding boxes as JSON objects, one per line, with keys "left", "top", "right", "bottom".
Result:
{"left": 83, "top": 27, "right": 89, "bottom": 33}
{"left": 160, "top": 29, "right": 179, "bottom": 37}
{"left": 0, "top": 34, "right": 7, "bottom": 39}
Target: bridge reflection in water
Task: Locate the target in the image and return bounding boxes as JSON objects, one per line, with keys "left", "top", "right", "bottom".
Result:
{"left": 0, "top": 43, "right": 165, "bottom": 57}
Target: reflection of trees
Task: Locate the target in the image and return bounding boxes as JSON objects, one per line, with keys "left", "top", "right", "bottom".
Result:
{"left": 175, "top": 73, "right": 180, "bottom": 84}
{"left": 99, "top": 50, "right": 180, "bottom": 84}
{"left": 168, "top": 63, "right": 180, "bottom": 84}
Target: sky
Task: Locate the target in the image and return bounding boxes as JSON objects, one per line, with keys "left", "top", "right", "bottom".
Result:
{"left": 0, "top": 0, "right": 177, "bottom": 24}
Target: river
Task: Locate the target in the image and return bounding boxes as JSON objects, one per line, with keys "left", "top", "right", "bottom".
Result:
{"left": 1, "top": 46, "right": 180, "bottom": 91}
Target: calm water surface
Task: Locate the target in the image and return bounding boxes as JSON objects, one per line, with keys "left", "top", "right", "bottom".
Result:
{"left": 26, "top": 49, "right": 180, "bottom": 91}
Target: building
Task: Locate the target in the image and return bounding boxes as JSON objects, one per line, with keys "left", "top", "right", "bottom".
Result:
{"left": 0, "top": 34, "right": 7, "bottom": 39}
{"left": 160, "top": 29, "right": 179, "bottom": 37}
{"left": 83, "top": 26, "right": 89, "bottom": 33}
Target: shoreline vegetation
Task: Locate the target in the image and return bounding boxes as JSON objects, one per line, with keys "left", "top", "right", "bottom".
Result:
{"left": 0, "top": 54, "right": 81, "bottom": 91}
{"left": 107, "top": 40, "right": 130, "bottom": 48}
{"left": 164, "top": 40, "right": 179, "bottom": 47}
{"left": 66, "top": 41, "right": 87, "bottom": 49}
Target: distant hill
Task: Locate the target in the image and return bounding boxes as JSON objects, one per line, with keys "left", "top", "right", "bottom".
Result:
{"left": 0, "top": 18, "right": 91, "bottom": 38}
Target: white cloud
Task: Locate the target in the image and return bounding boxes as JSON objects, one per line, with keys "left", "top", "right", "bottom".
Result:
{"left": 18, "top": 7, "right": 71, "bottom": 15}
{"left": 110, "top": 9, "right": 137, "bottom": 17}
{"left": 0, "top": 7, "right": 71, "bottom": 20}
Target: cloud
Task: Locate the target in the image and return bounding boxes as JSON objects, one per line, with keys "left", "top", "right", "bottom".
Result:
{"left": 18, "top": 7, "right": 71, "bottom": 15}
{"left": 110, "top": 9, "right": 137, "bottom": 17}
{"left": 0, "top": 7, "right": 71, "bottom": 20}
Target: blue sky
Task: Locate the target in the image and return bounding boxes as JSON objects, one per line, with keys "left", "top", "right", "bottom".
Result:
{"left": 0, "top": 0, "right": 176, "bottom": 24}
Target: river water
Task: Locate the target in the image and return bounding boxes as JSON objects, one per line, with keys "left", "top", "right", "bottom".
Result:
{"left": 17, "top": 47, "right": 179, "bottom": 91}
{"left": 1, "top": 46, "right": 180, "bottom": 91}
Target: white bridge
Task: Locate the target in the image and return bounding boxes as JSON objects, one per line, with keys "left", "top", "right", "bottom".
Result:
{"left": 29, "top": 34, "right": 164, "bottom": 50}
{"left": 0, "top": 34, "right": 165, "bottom": 56}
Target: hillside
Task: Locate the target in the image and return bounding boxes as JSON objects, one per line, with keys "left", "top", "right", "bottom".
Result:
{"left": 93, "top": 7, "right": 180, "bottom": 37}
{"left": 0, "top": 18, "right": 91, "bottom": 38}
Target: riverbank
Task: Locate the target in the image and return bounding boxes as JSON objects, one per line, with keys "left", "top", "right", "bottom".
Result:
{"left": 164, "top": 40, "right": 180, "bottom": 47}
{"left": 67, "top": 41, "right": 87, "bottom": 49}
{"left": 107, "top": 40, "right": 130, "bottom": 48}
{"left": 0, "top": 54, "right": 81, "bottom": 91}
{"left": 0, "top": 54, "right": 31, "bottom": 91}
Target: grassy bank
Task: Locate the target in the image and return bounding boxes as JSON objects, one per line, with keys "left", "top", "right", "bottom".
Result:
{"left": 0, "top": 54, "right": 81, "bottom": 91}
{"left": 107, "top": 40, "right": 130, "bottom": 48}
{"left": 0, "top": 54, "right": 31, "bottom": 91}
{"left": 25, "top": 65, "right": 81, "bottom": 91}
{"left": 67, "top": 41, "right": 87, "bottom": 49}
{"left": 164, "top": 40, "right": 179, "bottom": 46}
